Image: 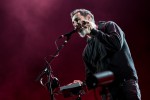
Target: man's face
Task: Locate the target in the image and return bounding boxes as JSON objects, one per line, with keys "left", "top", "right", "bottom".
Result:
{"left": 72, "top": 12, "right": 89, "bottom": 38}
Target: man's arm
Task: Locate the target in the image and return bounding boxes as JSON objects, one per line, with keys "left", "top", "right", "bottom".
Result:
{"left": 83, "top": 56, "right": 96, "bottom": 78}
{"left": 91, "top": 21, "right": 124, "bottom": 52}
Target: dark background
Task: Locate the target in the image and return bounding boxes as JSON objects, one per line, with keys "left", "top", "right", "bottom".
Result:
{"left": 0, "top": 0, "right": 149, "bottom": 100}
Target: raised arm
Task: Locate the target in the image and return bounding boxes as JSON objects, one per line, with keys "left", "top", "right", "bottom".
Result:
{"left": 91, "top": 21, "right": 124, "bottom": 52}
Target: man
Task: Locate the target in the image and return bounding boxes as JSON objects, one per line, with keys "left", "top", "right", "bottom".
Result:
{"left": 70, "top": 9, "right": 141, "bottom": 100}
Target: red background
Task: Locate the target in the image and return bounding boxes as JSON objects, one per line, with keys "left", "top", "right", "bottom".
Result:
{"left": 0, "top": 0, "right": 149, "bottom": 100}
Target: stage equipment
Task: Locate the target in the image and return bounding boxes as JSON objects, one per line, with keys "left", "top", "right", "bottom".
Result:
{"left": 86, "top": 71, "right": 114, "bottom": 89}
{"left": 36, "top": 29, "right": 77, "bottom": 100}
{"left": 60, "top": 82, "right": 87, "bottom": 99}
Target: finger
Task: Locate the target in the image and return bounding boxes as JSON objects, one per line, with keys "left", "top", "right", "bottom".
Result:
{"left": 73, "top": 80, "right": 78, "bottom": 83}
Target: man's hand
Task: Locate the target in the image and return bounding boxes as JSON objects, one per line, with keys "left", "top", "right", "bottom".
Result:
{"left": 73, "top": 80, "right": 83, "bottom": 84}
{"left": 81, "top": 20, "right": 97, "bottom": 34}
{"left": 67, "top": 80, "right": 83, "bottom": 86}
{"left": 74, "top": 19, "right": 97, "bottom": 37}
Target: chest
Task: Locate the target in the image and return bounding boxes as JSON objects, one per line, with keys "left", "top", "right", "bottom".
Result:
{"left": 83, "top": 38, "right": 107, "bottom": 64}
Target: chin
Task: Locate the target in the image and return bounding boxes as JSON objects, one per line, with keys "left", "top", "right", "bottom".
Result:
{"left": 79, "top": 33, "right": 86, "bottom": 38}
{"left": 78, "top": 31, "right": 86, "bottom": 38}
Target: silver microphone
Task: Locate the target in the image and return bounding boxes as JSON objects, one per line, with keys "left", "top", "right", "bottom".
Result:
{"left": 58, "top": 29, "right": 77, "bottom": 39}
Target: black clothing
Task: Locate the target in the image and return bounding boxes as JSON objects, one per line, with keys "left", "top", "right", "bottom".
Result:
{"left": 100, "top": 79, "right": 141, "bottom": 100}
{"left": 82, "top": 21, "right": 141, "bottom": 100}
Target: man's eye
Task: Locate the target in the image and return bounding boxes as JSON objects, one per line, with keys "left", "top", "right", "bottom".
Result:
{"left": 74, "top": 18, "right": 80, "bottom": 22}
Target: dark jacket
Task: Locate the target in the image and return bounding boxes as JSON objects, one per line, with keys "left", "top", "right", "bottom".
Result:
{"left": 82, "top": 21, "right": 138, "bottom": 82}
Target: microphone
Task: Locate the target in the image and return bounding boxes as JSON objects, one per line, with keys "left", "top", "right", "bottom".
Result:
{"left": 58, "top": 20, "right": 88, "bottom": 39}
{"left": 59, "top": 29, "right": 77, "bottom": 39}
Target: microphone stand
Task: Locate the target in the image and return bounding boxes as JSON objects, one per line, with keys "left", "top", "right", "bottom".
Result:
{"left": 36, "top": 29, "right": 76, "bottom": 100}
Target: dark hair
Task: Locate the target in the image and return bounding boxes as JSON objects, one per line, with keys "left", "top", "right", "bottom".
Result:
{"left": 70, "top": 9, "right": 95, "bottom": 22}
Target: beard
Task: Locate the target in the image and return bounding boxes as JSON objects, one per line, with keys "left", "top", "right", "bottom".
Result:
{"left": 78, "top": 28, "right": 89, "bottom": 38}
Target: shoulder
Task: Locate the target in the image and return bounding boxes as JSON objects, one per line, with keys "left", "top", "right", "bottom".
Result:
{"left": 97, "top": 21, "right": 117, "bottom": 31}
{"left": 98, "top": 21, "right": 117, "bottom": 26}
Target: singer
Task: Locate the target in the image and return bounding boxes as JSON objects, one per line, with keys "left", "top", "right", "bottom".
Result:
{"left": 70, "top": 9, "right": 141, "bottom": 100}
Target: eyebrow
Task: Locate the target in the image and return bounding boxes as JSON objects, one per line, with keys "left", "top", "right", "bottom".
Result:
{"left": 73, "top": 18, "right": 81, "bottom": 23}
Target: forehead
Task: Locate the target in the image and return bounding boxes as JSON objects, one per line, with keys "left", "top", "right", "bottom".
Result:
{"left": 72, "top": 12, "right": 83, "bottom": 22}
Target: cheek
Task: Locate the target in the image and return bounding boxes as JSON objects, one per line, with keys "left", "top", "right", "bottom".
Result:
{"left": 72, "top": 22, "right": 77, "bottom": 27}
{"left": 73, "top": 23, "right": 76, "bottom": 27}
{"left": 72, "top": 22, "right": 78, "bottom": 28}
